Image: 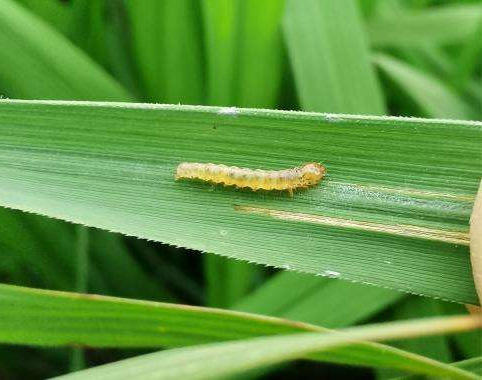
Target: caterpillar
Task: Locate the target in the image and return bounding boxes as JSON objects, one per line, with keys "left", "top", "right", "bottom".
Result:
{"left": 175, "top": 162, "right": 326, "bottom": 195}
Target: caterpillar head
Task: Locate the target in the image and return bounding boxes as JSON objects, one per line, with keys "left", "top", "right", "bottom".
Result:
{"left": 300, "top": 162, "right": 326, "bottom": 186}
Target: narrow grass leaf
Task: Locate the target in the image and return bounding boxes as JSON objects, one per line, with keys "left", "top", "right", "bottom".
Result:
{"left": 204, "top": 253, "right": 255, "bottom": 308}
{"left": 70, "top": 226, "right": 89, "bottom": 372}
{"left": 453, "top": 20, "right": 482, "bottom": 88}
{"left": 15, "top": 0, "right": 74, "bottom": 36}
{"left": 0, "top": 283, "right": 479, "bottom": 380}
{"left": 375, "top": 53, "right": 472, "bottom": 119}
{"left": 234, "top": 0, "right": 285, "bottom": 108}
{"left": 0, "top": 100, "right": 480, "bottom": 304}
{"left": 74, "top": 226, "right": 89, "bottom": 295}
{"left": 377, "top": 297, "right": 453, "bottom": 379}
{"left": 50, "top": 313, "right": 482, "bottom": 380}
{"left": 368, "top": 3, "right": 482, "bottom": 47}
{"left": 66, "top": 1, "right": 141, "bottom": 97}
{"left": 262, "top": 0, "right": 394, "bottom": 331}
{"left": 235, "top": 271, "right": 404, "bottom": 327}
{"left": 202, "top": 0, "right": 239, "bottom": 106}
{"left": 397, "top": 357, "right": 482, "bottom": 380}
{"left": 0, "top": 0, "right": 131, "bottom": 101}
{"left": 392, "top": 298, "right": 452, "bottom": 361}
{"left": 126, "top": 0, "right": 203, "bottom": 104}
{"left": 441, "top": 302, "right": 482, "bottom": 359}
{"left": 0, "top": 208, "right": 72, "bottom": 290}
{"left": 88, "top": 230, "right": 175, "bottom": 302}
{"left": 283, "top": 0, "right": 385, "bottom": 114}
{"left": 234, "top": 271, "right": 323, "bottom": 316}
{"left": 202, "top": 0, "right": 285, "bottom": 306}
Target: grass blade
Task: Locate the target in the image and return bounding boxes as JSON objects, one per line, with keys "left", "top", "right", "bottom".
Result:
{"left": 202, "top": 0, "right": 285, "bottom": 306}
{"left": 70, "top": 226, "right": 89, "bottom": 372}
{"left": 48, "top": 312, "right": 481, "bottom": 380}
{"left": 0, "top": 0, "right": 131, "bottom": 101}
{"left": 398, "top": 357, "right": 482, "bottom": 380}
{"left": 15, "top": 0, "right": 74, "bottom": 36}
{"left": 368, "top": 3, "right": 482, "bottom": 47}
{"left": 0, "top": 208, "right": 72, "bottom": 290}
{"left": 376, "top": 297, "right": 453, "bottom": 379}
{"left": 88, "top": 230, "right": 175, "bottom": 301}
{"left": 203, "top": 0, "right": 285, "bottom": 107}
{"left": 0, "top": 100, "right": 480, "bottom": 304}
{"left": 441, "top": 302, "right": 482, "bottom": 359}
{"left": 283, "top": 0, "right": 385, "bottom": 114}
{"left": 234, "top": 0, "right": 285, "bottom": 108}
{"left": 235, "top": 271, "right": 403, "bottom": 327}
{"left": 261, "top": 0, "right": 396, "bottom": 335}
{"left": 126, "top": 0, "right": 203, "bottom": 104}
{"left": 0, "top": 283, "right": 480, "bottom": 380}
{"left": 375, "top": 53, "right": 472, "bottom": 119}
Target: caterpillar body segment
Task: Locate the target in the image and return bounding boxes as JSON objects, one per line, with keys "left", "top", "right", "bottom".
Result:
{"left": 175, "top": 162, "right": 326, "bottom": 194}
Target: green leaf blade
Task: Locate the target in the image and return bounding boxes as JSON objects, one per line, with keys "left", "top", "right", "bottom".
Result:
{"left": 0, "top": 0, "right": 131, "bottom": 101}
{"left": 283, "top": 0, "right": 385, "bottom": 114}
{"left": 368, "top": 3, "right": 482, "bottom": 48}
{"left": 1, "top": 284, "right": 479, "bottom": 380}
{"left": 127, "top": 0, "right": 204, "bottom": 104}
{"left": 0, "top": 100, "right": 479, "bottom": 303}
{"left": 375, "top": 53, "right": 472, "bottom": 119}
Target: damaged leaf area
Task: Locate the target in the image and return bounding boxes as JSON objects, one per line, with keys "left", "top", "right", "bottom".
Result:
{"left": 233, "top": 206, "right": 469, "bottom": 246}
{"left": 0, "top": 100, "right": 480, "bottom": 303}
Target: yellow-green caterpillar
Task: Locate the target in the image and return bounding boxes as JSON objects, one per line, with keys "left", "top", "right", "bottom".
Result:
{"left": 175, "top": 162, "right": 326, "bottom": 195}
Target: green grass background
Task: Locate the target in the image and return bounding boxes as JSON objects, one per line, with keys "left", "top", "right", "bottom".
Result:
{"left": 0, "top": 0, "right": 480, "bottom": 378}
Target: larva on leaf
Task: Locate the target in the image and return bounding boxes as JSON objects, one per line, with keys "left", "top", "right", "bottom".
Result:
{"left": 175, "top": 162, "right": 326, "bottom": 195}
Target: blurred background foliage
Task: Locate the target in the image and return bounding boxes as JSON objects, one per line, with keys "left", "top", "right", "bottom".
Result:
{"left": 0, "top": 0, "right": 480, "bottom": 378}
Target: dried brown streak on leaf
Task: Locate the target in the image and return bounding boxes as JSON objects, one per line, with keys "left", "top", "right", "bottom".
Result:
{"left": 234, "top": 205, "right": 470, "bottom": 245}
